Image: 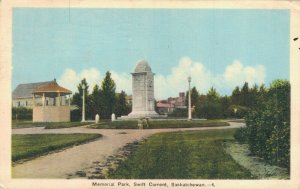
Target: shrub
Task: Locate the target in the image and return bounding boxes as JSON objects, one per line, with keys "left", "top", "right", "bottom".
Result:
{"left": 234, "top": 79, "right": 290, "bottom": 169}
{"left": 12, "top": 107, "right": 32, "bottom": 120}
{"left": 90, "top": 120, "right": 229, "bottom": 129}
{"left": 168, "top": 109, "right": 188, "bottom": 118}
{"left": 147, "top": 120, "right": 229, "bottom": 129}
{"left": 234, "top": 127, "right": 248, "bottom": 143}
{"left": 71, "top": 109, "right": 81, "bottom": 122}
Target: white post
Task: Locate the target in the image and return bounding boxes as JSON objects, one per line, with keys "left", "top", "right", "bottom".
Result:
{"left": 111, "top": 113, "right": 116, "bottom": 122}
{"left": 42, "top": 93, "right": 45, "bottom": 107}
{"left": 95, "top": 114, "right": 99, "bottom": 123}
{"left": 81, "top": 84, "right": 86, "bottom": 122}
{"left": 58, "top": 92, "right": 61, "bottom": 106}
{"left": 68, "top": 95, "right": 71, "bottom": 107}
{"left": 188, "top": 76, "right": 192, "bottom": 120}
{"left": 33, "top": 94, "right": 35, "bottom": 107}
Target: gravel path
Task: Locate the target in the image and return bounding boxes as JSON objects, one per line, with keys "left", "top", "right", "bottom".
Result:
{"left": 12, "top": 122, "right": 244, "bottom": 178}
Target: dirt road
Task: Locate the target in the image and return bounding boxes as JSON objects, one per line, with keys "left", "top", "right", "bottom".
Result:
{"left": 12, "top": 122, "right": 244, "bottom": 178}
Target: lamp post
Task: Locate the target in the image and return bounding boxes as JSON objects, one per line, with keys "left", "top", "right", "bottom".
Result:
{"left": 188, "top": 76, "right": 192, "bottom": 120}
{"left": 81, "top": 84, "right": 86, "bottom": 122}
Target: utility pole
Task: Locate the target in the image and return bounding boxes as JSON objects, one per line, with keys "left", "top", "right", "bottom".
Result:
{"left": 81, "top": 83, "right": 86, "bottom": 122}
{"left": 188, "top": 76, "right": 192, "bottom": 120}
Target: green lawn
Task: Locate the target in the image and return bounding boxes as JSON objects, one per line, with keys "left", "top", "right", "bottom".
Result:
{"left": 12, "top": 121, "right": 91, "bottom": 129}
{"left": 108, "top": 128, "right": 253, "bottom": 179}
{"left": 12, "top": 133, "right": 102, "bottom": 162}
{"left": 89, "top": 120, "right": 229, "bottom": 129}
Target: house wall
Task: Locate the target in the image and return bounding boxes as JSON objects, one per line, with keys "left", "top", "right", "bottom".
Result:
{"left": 12, "top": 98, "right": 33, "bottom": 108}
{"left": 33, "top": 106, "right": 70, "bottom": 122}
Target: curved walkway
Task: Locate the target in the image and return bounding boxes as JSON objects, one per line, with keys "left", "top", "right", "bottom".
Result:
{"left": 12, "top": 122, "right": 244, "bottom": 178}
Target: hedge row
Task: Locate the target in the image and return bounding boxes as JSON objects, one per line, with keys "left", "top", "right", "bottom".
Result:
{"left": 89, "top": 120, "right": 229, "bottom": 129}
{"left": 147, "top": 120, "right": 229, "bottom": 129}
{"left": 234, "top": 80, "right": 290, "bottom": 169}
{"left": 12, "top": 107, "right": 32, "bottom": 120}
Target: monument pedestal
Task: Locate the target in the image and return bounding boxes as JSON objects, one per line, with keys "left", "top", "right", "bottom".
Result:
{"left": 124, "top": 60, "right": 163, "bottom": 120}
{"left": 128, "top": 110, "right": 161, "bottom": 118}
{"left": 120, "top": 112, "right": 166, "bottom": 120}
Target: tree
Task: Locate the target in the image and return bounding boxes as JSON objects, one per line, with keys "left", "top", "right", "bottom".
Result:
{"left": 220, "top": 96, "right": 231, "bottom": 118}
{"left": 91, "top": 84, "right": 103, "bottom": 117}
{"left": 191, "top": 87, "right": 199, "bottom": 107}
{"left": 231, "top": 86, "right": 241, "bottom": 105}
{"left": 195, "top": 87, "right": 222, "bottom": 119}
{"left": 115, "top": 91, "right": 130, "bottom": 117}
{"left": 234, "top": 79, "right": 290, "bottom": 169}
{"left": 101, "top": 71, "right": 117, "bottom": 119}
{"left": 206, "top": 87, "right": 220, "bottom": 101}
{"left": 241, "top": 82, "right": 250, "bottom": 107}
{"left": 185, "top": 87, "right": 199, "bottom": 107}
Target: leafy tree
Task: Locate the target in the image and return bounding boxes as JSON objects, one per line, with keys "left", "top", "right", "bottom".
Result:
{"left": 206, "top": 87, "right": 220, "bottom": 101}
{"left": 195, "top": 87, "right": 222, "bottom": 119}
{"left": 231, "top": 86, "right": 241, "bottom": 105}
{"left": 115, "top": 90, "right": 130, "bottom": 117}
{"left": 101, "top": 71, "right": 116, "bottom": 119}
{"left": 191, "top": 87, "right": 199, "bottom": 107}
{"left": 240, "top": 82, "right": 250, "bottom": 107}
{"left": 185, "top": 87, "right": 200, "bottom": 107}
{"left": 169, "top": 108, "right": 188, "bottom": 118}
{"left": 220, "top": 96, "right": 231, "bottom": 118}
{"left": 90, "top": 84, "right": 103, "bottom": 118}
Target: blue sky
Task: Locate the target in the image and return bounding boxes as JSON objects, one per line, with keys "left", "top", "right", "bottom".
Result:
{"left": 12, "top": 8, "right": 290, "bottom": 99}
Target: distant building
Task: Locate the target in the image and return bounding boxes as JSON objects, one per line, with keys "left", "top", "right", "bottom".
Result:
{"left": 12, "top": 81, "right": 54, "bottom": 108}
{"left": 156, "top": 100, "right": 175, "bottom": 114}
{"left": 156, "top": 92, "right": 187, "bottom": 114}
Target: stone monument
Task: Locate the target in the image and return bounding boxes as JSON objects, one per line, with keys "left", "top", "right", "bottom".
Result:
{"left": 127, "top": 60, "right": 159, "bottom": 118}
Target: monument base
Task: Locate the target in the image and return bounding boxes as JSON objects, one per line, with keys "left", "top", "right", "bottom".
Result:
{"left": 119, "top": 111, "right": 167, "bottom": 120}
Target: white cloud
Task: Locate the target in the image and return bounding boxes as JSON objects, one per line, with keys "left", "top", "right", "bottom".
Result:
{"left": 110, "top": 71, "right": 131, "bottom": 94}
{"left": 58, "top": 57, "right": 266, "bottom": 99}
{"left": 58, "top": 68, "right": 131, "bottom": 95}
{"left": 155, "top": 57, "right": 213, "bottom": 99}
{"left": 58, "top": 68, "right": 102, "bottom": 93}
{"left": 155, "top": 58, "right": 266, "bottom": 99}
{"left": 220, "top": 60, "right": 265, "bottom": 88}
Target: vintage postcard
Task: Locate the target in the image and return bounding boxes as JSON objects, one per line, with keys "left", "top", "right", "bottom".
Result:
{"left": 0, "top": 0, "right": 300, "bottom": 189}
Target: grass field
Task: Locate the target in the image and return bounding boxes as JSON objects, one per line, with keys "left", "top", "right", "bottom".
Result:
{"left": 89, "top": 120, "right": 229, "bottom": 129}
{"left": 12, "top": 121, "right": 91, "bottom": 129}
{"left": 108, "top": 128, "right": 253, "bottom": 179}
{"left": 12, "top": 133, "right": 102, "bottom": 162}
